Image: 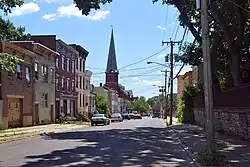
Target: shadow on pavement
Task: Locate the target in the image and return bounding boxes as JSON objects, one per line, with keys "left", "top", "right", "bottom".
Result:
{"left": 21, "top": 127, "right": 194, "bottom": 167}
{"left": 171, "top": 124, "right": 250, "bottom": 167}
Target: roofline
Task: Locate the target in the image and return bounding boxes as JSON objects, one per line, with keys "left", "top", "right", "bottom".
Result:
{"left": 10, "top": 41, "right": 59, "bottom": 56}
{"left": 56, "top": 39, "right": 79, "bottom": 55}
{"left": 69, "top": 44, "right": 89, "bottom": 56}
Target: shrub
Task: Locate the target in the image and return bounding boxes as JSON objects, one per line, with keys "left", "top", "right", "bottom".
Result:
{"left": 56, "top": 116, "right": 77, "bottom": 124}
{"left": 195, "top": 149, "right": 226, "bottom": 166}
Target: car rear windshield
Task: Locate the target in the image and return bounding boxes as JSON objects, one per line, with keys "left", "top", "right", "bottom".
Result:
{"left": 111, "top": 113, "right": 120, "bottom": 117}
{"left": 93, "top": 114, "right": 105, "bottom": 117}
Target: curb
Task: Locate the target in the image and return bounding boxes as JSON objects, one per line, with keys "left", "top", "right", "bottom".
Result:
{"left": 0, "top": 124, "right": 89, "bottom": 144}
{"left": 166, "top": 122, "right": 201, "bottom": 167}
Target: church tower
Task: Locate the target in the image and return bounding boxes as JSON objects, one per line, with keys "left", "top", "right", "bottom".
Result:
{"left": 105, "top": 28, "right": 119, "bottom": 89}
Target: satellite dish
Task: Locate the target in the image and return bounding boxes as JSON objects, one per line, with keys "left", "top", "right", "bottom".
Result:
{"left": 26, "top": 33, "right": 31, "bottom": 40}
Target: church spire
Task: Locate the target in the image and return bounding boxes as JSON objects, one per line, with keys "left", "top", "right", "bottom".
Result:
{"left": 106, "top": 28, "right": 118, "bottom": 73}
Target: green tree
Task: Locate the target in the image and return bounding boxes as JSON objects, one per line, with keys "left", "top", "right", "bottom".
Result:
{"left": 0, "top": 0, "right": 25, "bottom": 72}
{"left": 134, "top": 96, "right": 149, "bottom": 113}
{"left": 125, "top": 100, "right": 134, "bottom": 112}
{"left": 95, "top": 94, "right": 109, "bottom": 116}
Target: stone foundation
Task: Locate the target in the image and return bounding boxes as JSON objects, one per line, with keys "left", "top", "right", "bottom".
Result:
{"left": 193, "top": 108, "right": 250, "bottom": 139}
{"left": 23, "top": 115, "right": 32, "bottom": 127}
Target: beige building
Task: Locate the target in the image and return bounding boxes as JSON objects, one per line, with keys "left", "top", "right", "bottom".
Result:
{"left": 177, "top": 71, "right": 193, "bottom": 99}
{"left": 94, "top": 85, "right": 119, "bottom": 114}
{"left": 83, "top": 70, "right": 92, "bottom": 115}
{"left": 11, "top": 41, "right": 57, "bottom": 125}
{"left": 89, "top": 84, "right": 96, "bottom": 114}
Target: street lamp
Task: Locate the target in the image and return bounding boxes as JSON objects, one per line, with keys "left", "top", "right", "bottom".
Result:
{"left": 147, "top": 61, "right": 169, "bottom": 67}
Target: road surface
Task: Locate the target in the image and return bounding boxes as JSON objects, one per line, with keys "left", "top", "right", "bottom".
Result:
{"left": 0, "top": 117, "right": 195, "bottom": 167}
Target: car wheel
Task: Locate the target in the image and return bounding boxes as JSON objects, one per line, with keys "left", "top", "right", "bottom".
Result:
{"left": 91, "top": 122, "right": 95, "bottom": 126}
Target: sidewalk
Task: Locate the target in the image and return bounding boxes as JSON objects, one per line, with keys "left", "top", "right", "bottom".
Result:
{"left": 168, "top": 119, "right": 250, "bottom": 166}
{"left": 0, "top": 124, "right": 89, "bottom": 144}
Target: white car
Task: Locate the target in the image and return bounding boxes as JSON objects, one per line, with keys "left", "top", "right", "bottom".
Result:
{"left": 91, "top": 114, "right": 110, "bottom": 126}
{"left": 111, "top": 113, "right": 123, "bottom": 122}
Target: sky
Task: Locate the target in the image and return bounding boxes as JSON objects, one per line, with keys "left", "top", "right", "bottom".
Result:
{"left": 6, "top": 0, "right": 194, "bottom": 98}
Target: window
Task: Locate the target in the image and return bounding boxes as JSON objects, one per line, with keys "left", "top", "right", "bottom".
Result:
{"left": 80, "top": 58, "right": 82, "bottom": 71}
{"left": 67, "top": 78, "right": 70, "bottom": 91}
{"left": 86, "top": 80, "right": 88, "bottom": 90}
{"left": 76, "top": 58, "right": 78, "bottom": 70}
{"left": 72, "top": 80, "right": 74, "bottom": 91}
{"left": 80, "top": 93, "right": 82, "bottom": 107}
{"left": 56, "top": 74, "right": 59, "bottom": 90}
{"left": 51, "top": 68, "right": 54, "bottom": 83}
{"left": 82, "top": 95, "right": 85, "bottom": 107}
{"left": 83, "top": 77, "right": 85, "bottom": 90}
{"left": 67, "top": 58, "right": 70, "bottom": 71}
{"left": 25, "top": 66, "right": 30, "bottom": 81}
{"left": 83, "top": 59, "right": 85, "bottom": 71}
{"left": 62, "top": 77, "right": 65, "bottom": 91}
{"left": 76, "top": 75, "right": 78, "bottom": 88}
{"left": 79, "top": 76, "right": 82, "bottom": 89}
{"left": 41, "top": 65, "right": 48, "bottom": 82}
{"left": 34, "top": 62, "right": 39, "bottom": 80}
{"left": 62, "top": 56, "right": 65, "bottom": 70}
{"left": 41, "top": 93, "right": 48, "bottom": 107}
{"left": 71, "top": 61, "right": 75, "bottom": 73}
{"left": 17, "top": 63, "right": 22, "bottom": 79}
{"left": 55, "top": 57, "right": 59, "bottom": 68}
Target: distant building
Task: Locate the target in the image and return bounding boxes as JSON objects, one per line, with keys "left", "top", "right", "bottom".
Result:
{"left": 177, "top": 71, "right": 193, "bottom": 99}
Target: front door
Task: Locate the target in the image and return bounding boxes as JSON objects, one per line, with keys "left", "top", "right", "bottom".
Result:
{"left": 55, "top": 100, "right": 60, "bottom": 119}
{"left": 8, "top": 98, "right": 21, "bottom": 128}
{"left": 50, "top": 105, "right": 54, "bottom": 123}
{"left": 34, "top": 103, "right": 39, "bottom": 125}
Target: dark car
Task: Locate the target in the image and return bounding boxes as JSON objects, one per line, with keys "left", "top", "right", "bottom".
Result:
{"left": 91, "top": 114, "right": 110, "bottom": 126}
{"left": 134, "top": 114, "right": 142, "bottom": 119}
{"left": 122, "top": 113, "right": 131, "bottom": 120}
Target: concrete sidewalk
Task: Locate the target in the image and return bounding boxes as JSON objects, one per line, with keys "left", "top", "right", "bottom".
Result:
{"left": 0, "top": 124, "right": 89, "bottom": 144}
{"left": 170, "top": 123, "right": 250, "bottom": 167}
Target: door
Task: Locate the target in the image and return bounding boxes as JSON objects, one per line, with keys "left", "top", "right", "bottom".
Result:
{"left": 34, "top": 103, "right": 39, "bottom": 125}
{"left": 8, "top": 98, "right": 21, "bottom": 128}
{"left": 55, "top": 100, "right": 60, "bottom": 119}
{"left": 50, "top": 105, "right": 54, "bottom": 123}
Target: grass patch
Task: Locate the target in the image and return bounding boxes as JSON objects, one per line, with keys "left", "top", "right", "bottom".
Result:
{"left": 194, "top": 149, "right": 227, "bottom": 166}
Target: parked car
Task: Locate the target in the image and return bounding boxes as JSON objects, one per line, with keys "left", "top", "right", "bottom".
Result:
{"left": 128, "top": 113, "right": 135, "bottom": 119}
{"left": 134, "top": 114, "right": 142, "bottom": 119}
{"left": 91, "top": 114, "right": 110, "bottom": 126}
{"left": 122, "top": 113, "right": 130, "bottom": 120}
{"left": 111, "top": 113, "right": 123, "bottom": 122}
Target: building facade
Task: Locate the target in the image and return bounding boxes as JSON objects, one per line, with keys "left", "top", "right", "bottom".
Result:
{"left": 55, "top": 40, "right": 78, "bottom": 117}
{"left": 177, "top": 71, "right": 193, "bottom": 99}
{"left": 89, "top": 84, "right": 96, "bottom": 115}
{"left": 83, "top": 70, "right": 92, "bottom": 116}
{"left": 0, "top": 41, "right": 35, "bottom": 128}
{"left": 11, "top": 41, "right": 57, "bottom": 125}
{"left": 69, "top": 44, "right": 88, "bottom": 116}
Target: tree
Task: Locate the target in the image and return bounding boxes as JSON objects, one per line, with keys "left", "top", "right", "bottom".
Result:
{"left": 134, "top": 96, "right": 149, "bottom": 113}
{"left": 95, "top": 94, "right": 109, "bottom": 116}
{"left": 125, "top": 100, "right": 135, "bottom": 112}
{"left": 0, "top": 0, "right": 25, "bottom": 72}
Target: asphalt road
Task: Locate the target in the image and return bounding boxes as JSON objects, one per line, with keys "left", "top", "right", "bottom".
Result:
{"left": 0, "top": 117, "right": 195, "bottom": 167}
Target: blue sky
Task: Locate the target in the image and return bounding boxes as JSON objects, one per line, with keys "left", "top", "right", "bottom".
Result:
{"left": 7, "top": 0, "right": 193, "bottom": 98}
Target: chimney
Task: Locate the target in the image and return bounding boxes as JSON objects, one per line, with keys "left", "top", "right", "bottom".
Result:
{"left": 100, "top": 83, "right": 103, "bottom": 87}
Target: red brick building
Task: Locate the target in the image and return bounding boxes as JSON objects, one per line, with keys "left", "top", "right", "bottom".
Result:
{"left": 0, "top": 41, "right": 35, "bottom": 128}
{"left": 21, "top": 35, "right": 78, "bottom": 118}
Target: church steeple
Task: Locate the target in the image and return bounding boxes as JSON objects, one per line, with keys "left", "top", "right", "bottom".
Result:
{"left": 106, "top": 28, "right": 118, "bottom": 73}
{"left": 105, "top": 28, "right": 119, "bottom": 89}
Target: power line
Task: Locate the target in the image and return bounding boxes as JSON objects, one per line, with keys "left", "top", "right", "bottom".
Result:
{"left": 227, "top": 0, "right": 250, "bottom": 13}
{"left": 118, "top": 46, "right": 170, "bottom": 70}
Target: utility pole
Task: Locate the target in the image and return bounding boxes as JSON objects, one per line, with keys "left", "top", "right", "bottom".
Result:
{"left": 162, "top": 40, "right": 181, "bottom": 125}
{"left": 200, "top": 0, "right": 215, "bottom": 151}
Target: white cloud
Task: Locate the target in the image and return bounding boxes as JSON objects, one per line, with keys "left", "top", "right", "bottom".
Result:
{"left": 42, "top": 4, "right": 110, "bottom": 21}
{"left": 39, "top": 0, "right": 69, "bottom": 3}
{"left": 10, "top": 2, "right": 40, "bottom": 16}
{"left": 157, "top": 25, "right": 166, "bottom": 31}
{"left": 131, "top": 77, "right": 162, "bottom": 86}
{"left": 157, "top": 53, "right": 166, "bottom": 59}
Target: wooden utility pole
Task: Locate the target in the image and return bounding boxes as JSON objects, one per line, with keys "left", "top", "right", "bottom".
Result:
{"left": 200, "top": 0, "right": 215, "bottom": 151}
{"left": 162, "top": 40, "right": 181, "bottom": 125}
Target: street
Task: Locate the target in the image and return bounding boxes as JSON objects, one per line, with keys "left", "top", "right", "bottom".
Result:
{"left": 0, "top": 118, "right": 195, "bottom": 167}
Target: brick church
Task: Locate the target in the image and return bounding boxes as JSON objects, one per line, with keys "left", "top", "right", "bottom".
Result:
{"left": 104, "top": 29, "right": 137, "bottom": 101}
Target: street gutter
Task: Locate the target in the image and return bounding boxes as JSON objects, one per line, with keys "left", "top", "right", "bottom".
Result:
{"left": 165, "top": 121, "right": 201, "bottom": 167}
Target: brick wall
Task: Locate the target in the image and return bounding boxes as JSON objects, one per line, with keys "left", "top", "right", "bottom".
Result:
{"left": 194, "top": 108, "right": 250, "bottom": 139}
